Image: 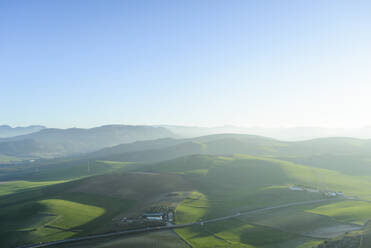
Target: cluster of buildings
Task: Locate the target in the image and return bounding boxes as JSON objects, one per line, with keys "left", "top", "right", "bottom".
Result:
{"left": 143, "top": 211, "right": 174, "bottom": 224}
{"left": 289, "top": 185, "right": 319, "bottom": 193}
{"left": 119, "top": 209, "right": 175, "bottom": 227}
{"left": 326, "top": 191, "right": 344, "bottom": 197}
{"left": 289, "top": 185, "right": 344, "bottom": 197}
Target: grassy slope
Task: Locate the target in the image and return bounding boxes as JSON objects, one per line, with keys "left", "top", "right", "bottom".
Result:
{"left": 175, "top": 191, "right": 209, "bottom": 224}
{"left": 308, "top": 200, "right": 371, "bottom": 225}
{"left": 0, "top": 169, "right": 195, "bottom": 248}
{"left": 92, "top": 134, "right": 371, "bottom": 161}
{"left": 0, "top": 159, "right": 132, "bottom": 182}
{"left": 0, "top": 179, "right": 134, "bottom": 247}
{"left": 0, "top": 180, "right": 66, "bottom": 196}
{"left": 15, "top": 199, "right": 105, "bottom": 244}
{"left": 0, "top": 158, "right": 138, "bottom": 247}
{"left": 282, "top": 155, "right": 371, "bottom": 176}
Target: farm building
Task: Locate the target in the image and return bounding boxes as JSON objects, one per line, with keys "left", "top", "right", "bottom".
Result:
{"left": 290, "top": 186, "right": 303, "bottom": 191}
{"left": 143, "top": 212, "right": 164, "bottom": 221}
{"left": 327, "top": 192, "right": 337, "bottom": 197}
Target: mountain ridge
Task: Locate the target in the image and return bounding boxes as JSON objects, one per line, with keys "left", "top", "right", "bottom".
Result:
{"left": 0, "top": 125, "right": 175, "bottom": 159}
{"left": 0, "top": 125, "right": 46, "bottom": 138}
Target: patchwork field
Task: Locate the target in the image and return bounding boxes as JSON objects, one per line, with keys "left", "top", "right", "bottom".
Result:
{"left": 175, "top": 198, "right": 367, "bottom": 247}
{"left": 0, "top": 180, "right": 67, "bottom": 196}
{"left": 166, "top": 155, "right": 371, "bottom": 247}
{"left": 308, "top": 200, "right": 371, "bottom": 225}
{"left": 176, "top": 219, "right": 318, "bottom": 248}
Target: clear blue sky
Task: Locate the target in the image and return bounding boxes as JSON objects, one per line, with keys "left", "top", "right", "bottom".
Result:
{"left": 1, "top": 0, "right": 371, "bottom": 128}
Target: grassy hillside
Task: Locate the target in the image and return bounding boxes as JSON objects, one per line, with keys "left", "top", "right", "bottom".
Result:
{"left": 86, "top": 134, "right": 371, "bottom": 177}
{"left": 4, "top": 133, "right": 371, "bottom": 180}
{"left": 0, "top": 181, "right": 127, "bottom": 247}
{"left": 0, "top": 180, "right": 66, "bottom": 196}
{"left": 308, "top": 201, "right": 371, "bottom": 225}
{"left": 283, "top": 154, "right": 371, "bottom": 176}
{"left": 0, "top": 169, "right": 195, "bottom": 247}
{"left": 0, "top": 159, "right": 132, "bottom": 181}
{"left": 143, "top": 154, "right": 371, "bottom": 200}
{"left": 2, "top": 134, "right": 371, "bottom": 247}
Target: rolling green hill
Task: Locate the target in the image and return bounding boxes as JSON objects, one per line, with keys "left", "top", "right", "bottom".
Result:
{"left": 0, "top": 159, "right": 132, "bottom": 181}
{"left": 2, "top": 153, "right": 370, "bottom": 247}
{"left": 87, "top": 134, "right": 371, "bottom": 175}
{"left": 0, "top": 169, "right": 195, "bottom": 247}
{"left": 2, "top": 134, "right": 371, "bottom": 247}
{"left": 3, "top": 133, "right": 371, "bottom": 181}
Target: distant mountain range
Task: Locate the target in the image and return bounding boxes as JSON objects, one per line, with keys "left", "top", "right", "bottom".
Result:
{"left": 2, "top": 123, "right": 371, "bottom": 162}
{"left": 0, "top": 125, "right": 45, "bottom": 138}
{"left": 86, "top": 133, "right": 371, "bottom": 164}
{"left": 161, "top": 125, "right": 371, "bottom": 140}
{"left": 3, "top": 133, "right": 371, "bottom": 181}
{"left": 0, "top": 125, "right": 175, "bottom": 159}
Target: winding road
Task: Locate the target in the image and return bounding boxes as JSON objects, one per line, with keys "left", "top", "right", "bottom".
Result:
{"left": 17, "top": 198, "right": 336, "bottom": 248}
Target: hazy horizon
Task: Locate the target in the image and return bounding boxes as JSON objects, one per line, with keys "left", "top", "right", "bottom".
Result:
{"left": 2, "top": 123, "right": 371, "bottom": 130}
{"left": 4, "top": 123, "right": 371, "bottom": 142}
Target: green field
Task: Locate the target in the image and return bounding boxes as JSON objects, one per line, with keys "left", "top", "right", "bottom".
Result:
{"left": 0, "top": 187, "right": 134, "bottom": 247}
{"left": 0, "top": 155, "right": 22, "bottom": 163}
{"left": 0, "top": 168, "right": 194, "bottom": 247}
{"left": 308, "top": 200, "right": 371, "bottom": 225}
{"left": 175, "top": 191, "right": 209, "bottom": 224}
{"left": 0, "top": 180, "right": 67, "bottom": 196}
{"left": 176, "top": 219, "right": 317, "bottom": 248}
{"left": 0, "top": 158, "right": 139, "bottom": 247}
{"left": 14, "top": 198, "right": 105, "bottom": 243}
